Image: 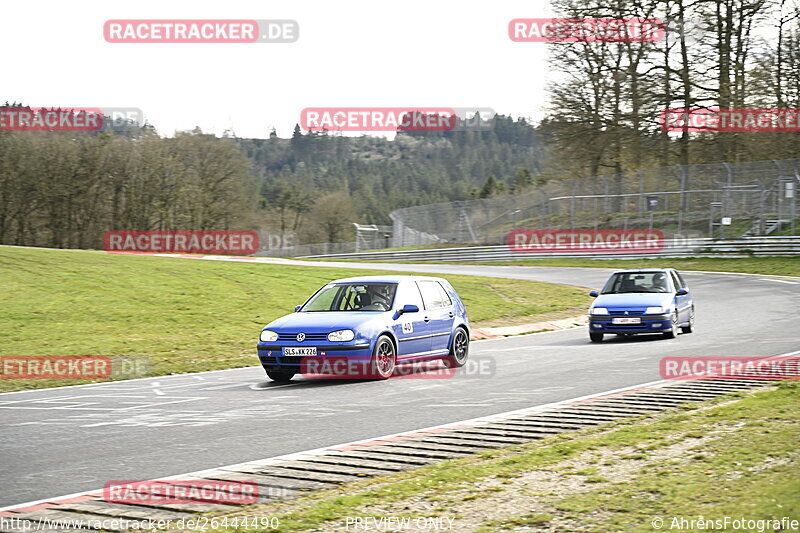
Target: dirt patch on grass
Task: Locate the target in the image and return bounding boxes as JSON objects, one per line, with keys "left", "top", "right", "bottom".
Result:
{"left": 324, "top": 427, "right": 739, "bottom": 532}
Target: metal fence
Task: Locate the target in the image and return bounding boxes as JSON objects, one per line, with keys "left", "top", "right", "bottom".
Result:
{"left": 389, "top": 159, "right": 800, "bottom": 246}
{"left": 256, "top": 241, "right": 358, "bottom": 258}
{"left": 353, "top": 224, "right": 393, "bottom": 252}
{"left": 300, "top": 236, "right": 800, "bottom": 261}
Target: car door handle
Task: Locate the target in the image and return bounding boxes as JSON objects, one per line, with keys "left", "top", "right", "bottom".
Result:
{"left": 448, "top": 312, "right": 454, "bottom": 318}
{"left": 423, "top": 316, "right": 430, "bottom": 322}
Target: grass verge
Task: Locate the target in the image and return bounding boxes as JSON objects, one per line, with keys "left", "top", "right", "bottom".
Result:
{"left": 205, "top": 382, "right": 799, "bottom": 532}
{"left": 473, "top": 256, "right": 800, "bottom": 278}
{"left": 316, "top": 256, "right": 800, "bottom": 278}
{"left": 0, "top": 246, "right": 589, "bottom": 392}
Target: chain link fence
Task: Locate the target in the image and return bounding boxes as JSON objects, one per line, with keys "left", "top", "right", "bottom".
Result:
{"left": 389, "top": 159, "right": 800, "bottom": 246}
{"left": 254, "top": 224, "right": 394, "bottom": 257}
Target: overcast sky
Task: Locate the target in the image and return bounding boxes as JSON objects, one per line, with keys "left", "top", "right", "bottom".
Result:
{"left": 5, "top": 0, "right": 557, "bottom": 139}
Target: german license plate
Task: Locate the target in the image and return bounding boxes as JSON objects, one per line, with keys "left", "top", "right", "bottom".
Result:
{"left": 284, "top": 347, "right": 317, "bottom": 356}
{"left": 612, "top": 317, "right": 641, "bottom": 324}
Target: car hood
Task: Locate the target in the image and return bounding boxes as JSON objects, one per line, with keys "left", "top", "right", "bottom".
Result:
{"left": 265, "top": 311, "right": 387, "bottom": 331}
{"left": 593, "top": 293, "right": 674, "bottom": 308}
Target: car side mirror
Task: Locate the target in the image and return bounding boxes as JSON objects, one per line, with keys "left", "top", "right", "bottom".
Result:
{"left": 399, "top": 304, "right": 419, "bottom": 314}
{"left": 589, "top": 290, "right": 599, "bottom": 297}
{"left": 676, "top": 288, "right": 688, "bottom": 296}
{"left": 294, "top": 305, "right": 302, "bottom": 312}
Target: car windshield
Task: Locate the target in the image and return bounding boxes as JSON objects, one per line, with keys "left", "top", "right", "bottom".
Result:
{"left": 301, "top": 283, "right": 397, "bottom": 312}
{"left": 602, "top": 272, "right": 671, "bottom": 294}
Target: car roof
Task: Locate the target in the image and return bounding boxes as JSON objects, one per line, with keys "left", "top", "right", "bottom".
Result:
{"left": 612, "top": 268, "right": 675, "bottom": 274}
{"left": 327, "top": 275, "right": 445, "bottom": 284}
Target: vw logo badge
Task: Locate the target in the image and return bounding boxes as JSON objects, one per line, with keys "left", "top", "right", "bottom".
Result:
{"left": 296, "top": 333, "right": 305, "bottom": 342}
{"left": 624, "top": 311, "right": 629, "bottom": 315}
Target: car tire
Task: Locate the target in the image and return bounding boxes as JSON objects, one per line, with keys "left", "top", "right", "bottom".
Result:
{"left": 265, "top": 370, "right": 294, "bottom": 383}
{"left": 444, "top": 327, "right": 469, "bottom": 368}
{"left": 369, "top": 335, "right": 396, "bottom": 380}
{"left": 590, "top": 332, "right": 604, "bottom": 343}
{"left": 681, "top": 308, "right": 695, "bottom": 334}
{"left": 663, "top": 312, "right": 679, "bottom": 339}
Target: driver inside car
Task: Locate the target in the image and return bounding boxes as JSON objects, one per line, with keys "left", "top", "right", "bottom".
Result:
{"left": 619, "top": 278, "right": 638, "bottom": 292}
{"left": 650, "top": 272, "right": 668, "bottom": 292}
{"left": 354, "top": 291, "right": 372, "bottom": 310}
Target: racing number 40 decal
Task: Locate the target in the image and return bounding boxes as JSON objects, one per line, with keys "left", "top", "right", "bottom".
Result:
{"left": 402, "top": 322, "right": 413, "bottom": 334}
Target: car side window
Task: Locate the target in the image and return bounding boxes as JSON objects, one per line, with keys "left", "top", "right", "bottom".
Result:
{"left": 418, "top": 281, "right": 443, "bottom": 310}
{"left": 436, "top": 282, "right": 452, "bottom": 307}
{"left": 403, "top": 281, "right": 424, "bottom": 310}
{"left": 676, "top": 271, "right": 688, "bottom": 288}
{"left": 669, "top": 271, "right": 683, "bottom": 290}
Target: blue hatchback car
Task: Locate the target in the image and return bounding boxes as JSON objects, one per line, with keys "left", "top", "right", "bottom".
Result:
{"left": 257, "top": 275, "right": 470, "bottom": 382}
{"left": 588, "top": 268, "right": 694, "bottom": 342}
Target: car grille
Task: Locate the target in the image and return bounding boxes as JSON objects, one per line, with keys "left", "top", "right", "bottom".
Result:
{"left": 276, "top": 332, "right": 329, "bottom": 342}
{"left": 608, "top": 308, "right": 646, "bottom": 316}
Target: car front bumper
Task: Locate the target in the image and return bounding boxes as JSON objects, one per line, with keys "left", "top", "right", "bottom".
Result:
{"left": 589, "top": 314, "right": 672, "bottom": 334}
{"left": 256, "top": 343, "right": 373, "bottom": 374}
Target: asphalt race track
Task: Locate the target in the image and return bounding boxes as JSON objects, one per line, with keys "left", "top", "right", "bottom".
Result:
{"left": 2, "top": 261, "right": 799, "bottom": 507}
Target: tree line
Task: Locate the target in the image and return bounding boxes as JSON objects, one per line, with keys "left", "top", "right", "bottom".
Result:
{"left": 541, "top": 0, "right": 800, "bottom": 184}
{"left": 239, "top": 116, "right": 544, "bottom": 243}
{"left": 3, "top": 0, "right": 799, "bottom": 252}
{"left": 0, "top": 125, "right": 255, "bottom": 248}
{"left": 0, "top": 112, "right": 543, "bottom": 248}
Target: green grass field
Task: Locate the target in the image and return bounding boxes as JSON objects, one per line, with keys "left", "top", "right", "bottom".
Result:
{"left": 0, "top": 247, "right": 589, "bottom": 392}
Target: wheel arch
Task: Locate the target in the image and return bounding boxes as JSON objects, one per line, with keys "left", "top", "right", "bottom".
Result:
{"left": 376, "top": 330, "right": 398, "bottom": 353}
{"left": 448, "top": 322, "right": 470, "bottom": 350}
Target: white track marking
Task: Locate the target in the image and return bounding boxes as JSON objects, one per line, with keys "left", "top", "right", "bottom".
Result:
{"left": 758, "top": 278, "right": 798, "bottom": 284}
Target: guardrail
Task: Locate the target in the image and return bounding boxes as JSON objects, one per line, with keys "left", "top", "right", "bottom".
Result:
{"left": 298, "top": 236, "right": 800, "bottom": 262}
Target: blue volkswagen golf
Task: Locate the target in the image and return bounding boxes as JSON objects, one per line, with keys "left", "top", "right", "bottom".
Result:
{"left": 257, "top": 275, "right": 470, "bottom": 382}
{"left": 588, "top": 268, "right": 694, "bottom": 342}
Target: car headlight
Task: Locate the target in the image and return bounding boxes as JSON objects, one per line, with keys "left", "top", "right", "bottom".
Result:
{"left": 260, "top": 329, "right": 278, "bottom": 342}
{"left": 590, "top": 307, "right": 609, "bottom": 315}
{"left": 645, "top": 306, "right": 665, "bottom": 314}
{"left": 327, "top": 329, "right": 355, "bottom": 342}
